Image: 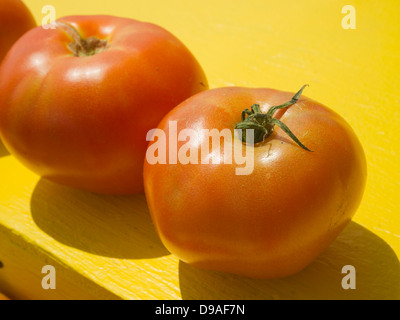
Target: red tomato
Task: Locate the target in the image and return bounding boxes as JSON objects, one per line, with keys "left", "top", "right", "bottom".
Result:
{"left": 0, "top": 0, "right": 36, "bottom": 62}
{"left": 144, "top": 86, "right": 367, "bottom": 279}
{"left": 0, "top": 15, "right": 208, "bottom": 194}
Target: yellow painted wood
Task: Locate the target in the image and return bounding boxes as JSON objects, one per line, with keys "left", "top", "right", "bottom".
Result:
{"left": 0, "top": 0, "right": 399, "bottom": 300}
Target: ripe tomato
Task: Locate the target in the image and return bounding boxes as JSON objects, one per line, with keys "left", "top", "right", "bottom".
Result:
{"left": 0, "top": 0, "right": 36, "bottom": 62}
{"left": 0, "top": 15, "right": 208, "bottom": 194}
{"left": 144, "top": 86, "right": 367, "bottom": 279}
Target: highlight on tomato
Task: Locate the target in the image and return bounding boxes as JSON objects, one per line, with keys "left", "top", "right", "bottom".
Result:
{"left": 144, "top": 85, "right": 367, "bottom": 279}
{"left": 0, "top": 15, "right": 208, "bottom": 194}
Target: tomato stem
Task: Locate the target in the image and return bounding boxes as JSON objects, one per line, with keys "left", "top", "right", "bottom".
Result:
{"left": 55, "top": 21, "right": 109, "bottom": 57}
{"left": 235, "top": 85, "right": 313, "bottom": 151}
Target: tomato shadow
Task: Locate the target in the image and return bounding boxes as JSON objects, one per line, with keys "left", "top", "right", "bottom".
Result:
{"left": 179, "top": 221, "right": 400, "bottom": 300}
{"left": 30, "top": 178, "right": 170, "bottom": 259}
{"left": 0, "top": 140, "right": 9, "bottom": 157}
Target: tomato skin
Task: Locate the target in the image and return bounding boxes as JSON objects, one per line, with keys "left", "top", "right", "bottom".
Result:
{"left": 0, "top": 15, "right": 208, "bottom": 194}
{"left": 0, "top": 0, "right": 36, "bottom": 62}
{"left": 144, "top": 87, "right": 367, "bottom": 279}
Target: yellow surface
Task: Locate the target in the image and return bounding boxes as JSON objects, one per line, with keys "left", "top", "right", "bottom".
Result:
{"left": 0, "top": 0, "right": 399, "bottom": 300}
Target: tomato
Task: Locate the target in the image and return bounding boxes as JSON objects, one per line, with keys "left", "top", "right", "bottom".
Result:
{"left": 0, "top": 15, "right": 208, "bottom": 194}
{"left": 144, "top": 86, "right": 367, "bottom": 279}
{"left": 0, "top": 0, "right": 36, "bottom": 62}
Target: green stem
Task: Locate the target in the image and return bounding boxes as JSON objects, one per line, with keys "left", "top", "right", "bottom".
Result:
{"left": 270, "top": 118, "right": 312, "bottom": 152}
{"left": 235, "top": 85, "right": 313, "bottom": 152}
{"left": 266, "top": 84, "right": 308, "bottom": 117}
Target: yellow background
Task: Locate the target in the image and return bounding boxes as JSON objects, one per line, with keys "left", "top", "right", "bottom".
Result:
{"left": 0, "top": 0, "right": 399, "bottom": 299}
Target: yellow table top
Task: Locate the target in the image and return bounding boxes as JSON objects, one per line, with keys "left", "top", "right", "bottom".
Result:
{"left": 0, "top": 0, "right": 399, "bottom": 300}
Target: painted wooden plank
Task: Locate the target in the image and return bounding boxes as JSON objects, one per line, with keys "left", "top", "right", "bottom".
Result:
{"left": 0, "top": 0, "right": 399, "bottom": 300}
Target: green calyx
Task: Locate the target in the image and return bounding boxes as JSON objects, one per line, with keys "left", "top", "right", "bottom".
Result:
{"left": 235, "top": 85, "right": 313, "bottom": 152}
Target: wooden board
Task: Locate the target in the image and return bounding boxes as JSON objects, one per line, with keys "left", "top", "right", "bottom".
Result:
{"left": 0, "top": 0, "right": 399, "bottom": 300}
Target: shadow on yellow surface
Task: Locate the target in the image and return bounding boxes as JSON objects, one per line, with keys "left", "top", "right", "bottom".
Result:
{"left": 0, "top": 140, "right": 9, "bottom": 157}
{"left": 179, "top": 221, "right": 400, "bottom": 300}
{"left": 30, "top": 179, "right": 169, "bottom": 259}
{"left": 0, "top": 292, "right": 10, "bottom": 300}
